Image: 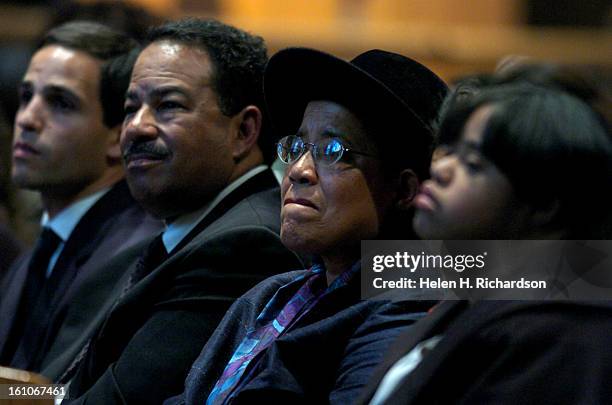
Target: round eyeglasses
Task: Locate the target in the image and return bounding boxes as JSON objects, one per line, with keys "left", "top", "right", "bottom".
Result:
{"left": 276, "top": 135, "right": 376, "bottom": 166}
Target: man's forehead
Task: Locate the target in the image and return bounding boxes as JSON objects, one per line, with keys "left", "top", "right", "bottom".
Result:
{"left": 30, "top": 45, "right": 100, "bottom": 71}
{"left": 25, "top": 45, "right": 101, "bottom": 93}
{"left": 152, "top": 41, "right": 183, "bottom": 58}
{"left": 135, "top": 40, "right": 213, "bottom": 77}
{"left": 45, "top": 46, "right": 75, "bottom": 63}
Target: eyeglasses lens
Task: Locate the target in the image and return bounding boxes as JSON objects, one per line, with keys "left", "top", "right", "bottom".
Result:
{"left": 277, "top": 136, "right": 344, "bottom": 165}
{"left": 320, "top": 139, "right": 343, "bottom": 164}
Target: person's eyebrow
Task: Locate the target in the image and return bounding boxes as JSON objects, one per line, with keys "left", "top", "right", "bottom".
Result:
{"left": 321, "top": 128, "right": 347, "bottom": 139}
{"left": 125, "top": 88, "right": 138, "bottom": 102}
{"left": 44, "top": 85, "right": 82, "bottom": 104}
{"left": 150, "top": 86, "right": 190, "bottom": 99}
{"left": 125, "top": 85, "right": 190, "bottom": 102}
{"left": 325, "top": 128, "right": 368, "bottom": 151}
{"left": 317, "top": 128, "right": 354, "bottom": 145}
{"left": 295, "top": 126, "right": 360, "bottom": 149}
{"left": 18, "top": 81, "right": 33, "bottom": 92}
{"left": 295, "top": 128, "right": 351, "bottom": 145}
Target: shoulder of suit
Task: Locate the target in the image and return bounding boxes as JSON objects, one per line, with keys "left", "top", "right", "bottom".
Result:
{"left": 235, "top": 187, "right": 282, "bottom": 213}
{"left": 235, "top": 269, "right": 308, "bottom": 304}
{"left": 197, "top": 189, "right": 282, "bottom": 235}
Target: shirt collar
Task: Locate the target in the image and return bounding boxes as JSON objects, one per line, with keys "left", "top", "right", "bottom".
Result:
{"left": 271, "top": 259, "right": 360, "bottom": 301}
{"left": 162, "top": 165, "right": 268, "bottom": 254}
{"left": 41, "top": 187, "right": 110, "bottom": 242}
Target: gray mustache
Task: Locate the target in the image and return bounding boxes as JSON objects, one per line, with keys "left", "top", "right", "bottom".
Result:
{"left": 122, "top": 142, "right": 170, "bottom": 161}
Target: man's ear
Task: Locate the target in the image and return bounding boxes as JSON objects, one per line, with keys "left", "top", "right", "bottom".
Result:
{"left": 395, "top": 169, "right": 419, "bottom": 210}
{"left": 231, "top": 105, "right": 262, "bottom": 161}
{"left": 106, "top": 125, "right": 122, "bottom": 165}
{"left": 529, "top": 199, "right": 561, "bottom": 230}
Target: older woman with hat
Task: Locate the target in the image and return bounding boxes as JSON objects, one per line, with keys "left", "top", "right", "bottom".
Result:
{"left": 165, "top": 47, "right": 448, "bottom": 405}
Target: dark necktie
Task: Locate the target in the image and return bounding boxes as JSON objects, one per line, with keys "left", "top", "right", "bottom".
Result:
{"left": 22, "top": 227, "right": 62, "bottom": 314}
{"left": 28, "top": 227, "right": 62, "bottom": 277}
{"left": 128, "top": 233, "right": 168, "bottom": 290}
{"left": 106, "top": 233, "right": 168, "bottom": 310}
{"left": 8, "top": 227, "right": 62, "bottom": 368}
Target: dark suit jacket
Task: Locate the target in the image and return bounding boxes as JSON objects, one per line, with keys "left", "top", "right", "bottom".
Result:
{"left": 358, "top": 300, "right": 612, "bottom": 404}
{"left": 64, "top": 170, "right": 304, "bottom": 404}
{"left": 0, "top": 180, "right": 161, "bottom": 373}
{"left": 165, "top": 267, "right": 438, "bottom": 405}
{"left": 0, "top": 223, "right": 22, "bottom": 284}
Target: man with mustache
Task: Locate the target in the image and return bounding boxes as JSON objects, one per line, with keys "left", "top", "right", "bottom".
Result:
{"left": 61, "top": 18, "right": 301, "bottom": 404}
{"left": 0, "top": 21, "right": 161, "bottom": 376}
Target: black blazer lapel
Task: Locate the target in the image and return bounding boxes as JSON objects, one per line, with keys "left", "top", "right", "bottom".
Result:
{"left": 49, "top": 180, "right": 135, "bottom": 290}
{"left": 114, "top": 168, "right": 279, "bottom": 311}
{"left": 44, "top": 181, "right": 132, "bottom": 305}
{"left": 27, "top": 182, "right": 136, "bottom": 368}
{"left": 90, "top": 169, "right": 279, "bottom": 358}
{"left": 107, "top": 169, "right": 279, "bottom": 319}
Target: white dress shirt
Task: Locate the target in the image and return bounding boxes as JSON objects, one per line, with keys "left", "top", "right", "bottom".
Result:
{"left": 369, "top": 335, "right": 443, "bottom": 405}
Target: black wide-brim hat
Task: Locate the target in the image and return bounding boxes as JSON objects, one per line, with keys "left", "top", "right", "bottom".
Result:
{"left": 264, "top": 47, "right": 449, "bottom": 178}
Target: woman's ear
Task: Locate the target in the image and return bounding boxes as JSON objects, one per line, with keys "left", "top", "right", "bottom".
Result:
{"left": 395, "top": 169, "right": 419, "bottom": 211}
{"left": 106, "top": 125, "right": 122, "bottom": 165}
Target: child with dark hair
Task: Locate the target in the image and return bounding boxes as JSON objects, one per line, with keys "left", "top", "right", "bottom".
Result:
{"left": 415, "top": 83, "right": 612, "bottom": 240}
{"left": 359, "top": 83, "right": 612, "bottom": 405}
{"left": 495, "top": 60, "right": 612, "bottom": 131}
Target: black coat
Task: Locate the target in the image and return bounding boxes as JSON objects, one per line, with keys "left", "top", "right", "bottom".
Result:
{"left": 0, "top": 180, "right": 161, "bottom": 374}
{"left": 358, "top": 300, "right": 612, "bottom": 404}
{"left": 64, "top": 170, "right": 304, "bottom": 404}
{"left": 0, "top": 223, "right": 22, "bottom": 283}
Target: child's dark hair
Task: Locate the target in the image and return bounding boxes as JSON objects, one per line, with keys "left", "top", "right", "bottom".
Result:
{"left": 438, "top": 83, "right": 612, "bottom": 238}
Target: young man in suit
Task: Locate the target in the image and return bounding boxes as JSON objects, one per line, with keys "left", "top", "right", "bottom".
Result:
{"left": 62, "top": 18, "right": 302, "bottom": 403}
{"left": 0, "top": 21, "right": 161, "bottom": 374}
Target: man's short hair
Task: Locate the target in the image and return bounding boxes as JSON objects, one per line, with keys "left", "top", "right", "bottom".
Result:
{"left": 145, "top": 18, "right": 274, "bottom": 162}
{"left": 39, "top": 20, "right": 139, "bottom": 128}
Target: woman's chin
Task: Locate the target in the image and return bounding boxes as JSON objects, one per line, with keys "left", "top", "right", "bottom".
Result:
{"left": 281, "top": 230, "right": 320, "bottom": 256}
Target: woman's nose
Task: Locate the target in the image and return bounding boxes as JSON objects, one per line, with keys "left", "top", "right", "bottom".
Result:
{"left": 287, "top": 150, "right": 318, "bottom": 186}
